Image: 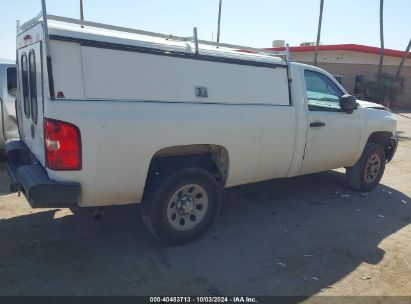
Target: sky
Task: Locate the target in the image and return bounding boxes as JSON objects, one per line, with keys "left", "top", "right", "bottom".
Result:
{"left": 0, "top": 0, "right": 410, "bottom": 61}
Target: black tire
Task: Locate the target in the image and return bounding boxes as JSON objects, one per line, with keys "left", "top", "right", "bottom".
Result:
{"left": 346, "top": 142, "right": 386, "bottom": 192}
{"left": 141, "top": 167, "right": 221, "bottom": 245}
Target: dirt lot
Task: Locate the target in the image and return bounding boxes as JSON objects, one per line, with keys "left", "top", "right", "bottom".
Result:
{"left": 0, "top": 112, "right": 410, "bottom": 300}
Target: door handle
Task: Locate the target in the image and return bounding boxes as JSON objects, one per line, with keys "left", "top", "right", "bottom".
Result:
{"left": 310, "top": 121, "right": 326, "bottom": 128}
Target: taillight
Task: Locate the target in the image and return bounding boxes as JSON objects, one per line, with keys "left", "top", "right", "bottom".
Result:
{"left": 44, "top": 118, "right": 82, "bottom": 170}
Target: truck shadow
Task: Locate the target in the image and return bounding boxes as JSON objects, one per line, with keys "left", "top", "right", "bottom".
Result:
{"left": 0, "top": 170, "right": 410, "bottom": 299}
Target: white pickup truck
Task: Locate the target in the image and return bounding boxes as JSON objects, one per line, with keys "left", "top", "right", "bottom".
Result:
{"left": 6, "top": 8, "right": 398, "bottom": 244}
{"left": 0, "top": 60, "right": 18, "bottom": 150}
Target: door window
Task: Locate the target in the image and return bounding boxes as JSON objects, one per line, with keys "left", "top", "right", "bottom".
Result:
{"left": 7, "top": 67, "right": 17, "bottom": 97}
{"left": 304, "top": 70, "right": 343, "bottom": 111}
{"left": 29, "top": 50, "right": 38, "bottom": 124}
{"left": 21, "top": 53, "right": 30, "bottom": 118}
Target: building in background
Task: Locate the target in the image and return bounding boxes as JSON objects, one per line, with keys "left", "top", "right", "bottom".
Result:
{"left": 268, "top": 44, "right": 411, "bottom": 106}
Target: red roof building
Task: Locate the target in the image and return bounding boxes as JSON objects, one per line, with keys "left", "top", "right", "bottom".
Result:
{"left": 267, "top": 44, "right": 411, "bottom": 105}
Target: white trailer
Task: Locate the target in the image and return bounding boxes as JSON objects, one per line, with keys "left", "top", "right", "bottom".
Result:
{"left": 0, "top": 60, "right": 18, "bottom": 149}
{"left": 7, "top": 4, "right": 398, "bottom": 244}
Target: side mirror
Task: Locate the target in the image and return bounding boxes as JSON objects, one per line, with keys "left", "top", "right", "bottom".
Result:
{"left": 340, "top": 94, "right": 358, "bottom": 114}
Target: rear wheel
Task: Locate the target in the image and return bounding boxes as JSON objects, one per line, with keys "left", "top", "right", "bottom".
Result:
{"left": 346, "top": 142, "right": 386, "bottom": 192}
{"left": 142, "top": 168, "right": 221, "bottom": 245}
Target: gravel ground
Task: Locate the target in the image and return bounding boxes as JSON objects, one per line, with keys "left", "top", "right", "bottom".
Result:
{"left": 0, "top": 112, "right": 410, "bottom": 300}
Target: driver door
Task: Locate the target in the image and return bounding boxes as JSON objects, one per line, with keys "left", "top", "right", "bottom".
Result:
{"left": 299, "top": 69, "right": 362, "bottom": 175}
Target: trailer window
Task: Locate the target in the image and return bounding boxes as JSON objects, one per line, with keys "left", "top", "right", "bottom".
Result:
{"left": 7, "top": 67, "right": 17, "bottom": 97}
{"left": 29, "top": 50, "right": 38, "bottom": 124}
{"left": 21, "top": 53, "right": 30, "bottom": 118}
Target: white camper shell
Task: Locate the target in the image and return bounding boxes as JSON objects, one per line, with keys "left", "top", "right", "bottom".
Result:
{"left": 21, "top": 15, "right": 291, "bottom": 105}
{"left": 7, "top": 6, "right": 398, "bottom": 244}
{"left": 12, "top": 13, "right": 295, "bottom": 204}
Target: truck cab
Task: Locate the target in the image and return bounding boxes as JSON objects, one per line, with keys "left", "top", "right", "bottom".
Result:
{"left": 290, "top": 62, "right": 397, "bottom": 178}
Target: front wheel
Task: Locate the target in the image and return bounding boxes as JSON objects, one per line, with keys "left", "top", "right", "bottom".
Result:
{"left": 141, "top": 168, "right": 221, "bottom": 245}
{"left": 346, "top": 142, "right": 386, "bottom": 192}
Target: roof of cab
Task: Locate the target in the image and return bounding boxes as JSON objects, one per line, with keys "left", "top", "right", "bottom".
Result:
{"left": 20, "top": 15, "right": 286, "bottom": 67}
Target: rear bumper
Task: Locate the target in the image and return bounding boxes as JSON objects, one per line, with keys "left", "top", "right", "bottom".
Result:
{"left": 386, "top": 137, "right": 398, "bottom": 163}
{"left": 5, "top": 140, "right": 80, "bottom": 208}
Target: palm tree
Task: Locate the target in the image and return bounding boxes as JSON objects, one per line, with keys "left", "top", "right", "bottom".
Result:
{"left": 313, "top": 0, "right": 324, "bottom": 67}
{"left": 377, "top": 0, "right": 384, "bottom": 79}
{"left": 395, "top": 37, "right": 411, "bottom": 82}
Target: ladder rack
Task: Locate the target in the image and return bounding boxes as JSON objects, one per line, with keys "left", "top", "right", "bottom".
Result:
{"left": 48, "top": 15, "right": 290, "bottom": 59}
{"left": 19, "top": 0, "right": 292, "bottom": 76}
{"left": 19, "top": 2, "right": 290, "bottom": 61}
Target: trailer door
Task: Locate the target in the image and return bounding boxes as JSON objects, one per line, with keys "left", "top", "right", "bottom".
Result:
{"left": 17, "top": 42, "right": 45, "bottom": 162}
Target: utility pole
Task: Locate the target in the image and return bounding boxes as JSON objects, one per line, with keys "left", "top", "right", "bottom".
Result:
{"left": 216, "top": 0, "right": 222, "bottom": 44}
{"left": 80, "top": 0, "right": 84, "bottom": 28}
{"left": 377, "top": 0, "right": 384, "bottom": 79}
{"left": 313, "top": 0, "right": 324, "bottom": 66}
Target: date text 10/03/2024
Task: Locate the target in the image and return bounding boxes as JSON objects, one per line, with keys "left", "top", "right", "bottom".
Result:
{"left": 149, "top": 297, "right": 258, "bottom": 303}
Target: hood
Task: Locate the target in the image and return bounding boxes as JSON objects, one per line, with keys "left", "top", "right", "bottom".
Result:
{"left": 356, "top": 99, "right": 387, "bottom": 110}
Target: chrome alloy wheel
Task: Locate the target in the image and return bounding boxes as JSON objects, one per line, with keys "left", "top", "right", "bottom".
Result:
{"left": 166, "top": 184, "right": 209, "bottom": 231}
{"left": 364, "top": 153, "right": 382, "bottom": 183}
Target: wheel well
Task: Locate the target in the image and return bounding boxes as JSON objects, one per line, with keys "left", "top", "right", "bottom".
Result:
{"left": 367, "top": 131, "right": 395, "bottom": 160}
{"left": 146, "top": 145, "right": 229, "bottom": 187}
{"left": 367, "top": 131, "right": 393, "bottom": 149}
